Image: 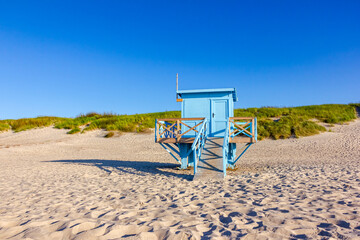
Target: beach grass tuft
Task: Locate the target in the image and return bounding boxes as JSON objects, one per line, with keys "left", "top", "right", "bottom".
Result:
{"left": 0, "top": 122, "right": 11, "bottom": 132}
{"left": 104, "top": 132, "right": 115, "bottom": 138}
{"left": 67, "top": 127, "right": 81, "bottom": 134}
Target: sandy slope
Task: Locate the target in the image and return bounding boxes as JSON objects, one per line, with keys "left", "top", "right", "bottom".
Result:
{"left": 0, "top": 120, "right": 359, "bottom": 239}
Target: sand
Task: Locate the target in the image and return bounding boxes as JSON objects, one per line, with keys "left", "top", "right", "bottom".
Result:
{"left": 0, "top": 119, "right": 359, "bottom": 239}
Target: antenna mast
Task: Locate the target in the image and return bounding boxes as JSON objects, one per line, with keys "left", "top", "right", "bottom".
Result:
{"left": 176, "top": 73, "right": 178, "bottom": 100}
{"left": 176, "top": 73, "right": 182, "bottom": 102}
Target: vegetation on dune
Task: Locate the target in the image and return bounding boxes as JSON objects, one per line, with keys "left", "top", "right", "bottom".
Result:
{"left": 104, "top": 131, "right": 115, "bottom": 138}
{"left": 234, "top": 104, "right": 356, "bottom": 123}
{"left": 350, "top": 103, "right": 360, "bottom": 116}
{"left": 349, "top": 103, "right": 360, "bottom": 108}
{"left": 257, "top": 116, "right": 326, "bottom": 140}
{"left": 235, "top": 104, "right": 356, "bottom": 140}
{"left": 0, "top": 122, "right": 11, "bottom": 132}
{"left": 81, "top": 111, "right": 181, "bottom": 133}
{"left": 67, "top": 127, "right": 81, "bottom": 134}
{"left": 0, "top": 104, "right": 358, "bottom": 140}
{"left": 1, "top": 116, "right": 65, "bottom": 132}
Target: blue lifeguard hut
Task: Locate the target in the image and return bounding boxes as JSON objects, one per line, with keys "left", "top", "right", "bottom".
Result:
{"left": 155, "top": 85, "right": 257, "bottom": 178}
{"left": 177, "top": 88, "right": 237, "bottom": 137}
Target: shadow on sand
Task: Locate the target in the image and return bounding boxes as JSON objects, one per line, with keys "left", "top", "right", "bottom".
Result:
{"left": 44, "top": 159, "right": 193, "bottom": 180}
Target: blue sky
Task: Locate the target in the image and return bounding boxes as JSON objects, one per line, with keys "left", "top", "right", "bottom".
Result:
{"left": 0, "top": 1, "right": 359, "bottom": 119}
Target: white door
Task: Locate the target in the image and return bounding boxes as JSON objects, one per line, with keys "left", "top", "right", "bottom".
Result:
{"left": 211, "top": 99, "right": 228, "bottom": 137}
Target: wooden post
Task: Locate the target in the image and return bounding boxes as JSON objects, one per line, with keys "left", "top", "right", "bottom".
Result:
{"left": 177, "top": 119, "right": 180, "bottom": 141}
{"left": 252, "top": 118, "right": 255, "bottom": 142}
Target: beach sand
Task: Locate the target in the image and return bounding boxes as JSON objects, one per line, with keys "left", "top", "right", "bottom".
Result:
{"left": 0, "top": 119, "right": 359, "bottom": 239}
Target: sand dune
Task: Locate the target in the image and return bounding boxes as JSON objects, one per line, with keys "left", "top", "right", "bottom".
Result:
{"left": 0, "top": 120, "right": 359, "bottom": 239}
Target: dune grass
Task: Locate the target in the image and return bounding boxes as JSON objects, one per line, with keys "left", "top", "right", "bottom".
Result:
{"left": 0, "top": 104, "right": 358, "bottom": 140}
{"left": 0, "top": 122, "right": 11, "bottom": 132}
{"left": 234, "top": 104, "right": 356, "bottom": 123}
{"left": 67, "top": 127, "right": 81, "bottom": 134}
{"left": 79, "top": 111, "right": 181, "bottom": 133}
{"left": 104, "top": 132, "right": 115, "bottom": 138}
{"left": 257, "top": 116, "right": 326, "bottom": 140}
{"left": 1, "top": 117, "right": 65, "bottom": 132}
{"left": 235, "top": 104, "right": 357, "bottom": 140}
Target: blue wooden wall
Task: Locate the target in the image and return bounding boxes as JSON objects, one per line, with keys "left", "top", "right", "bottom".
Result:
{"left": 177, "top": 89, "right": 236, "bottom": 137}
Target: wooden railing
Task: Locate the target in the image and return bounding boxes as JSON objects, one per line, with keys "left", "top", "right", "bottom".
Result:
{"left": 228, "top": 117, "right": 257, "bottom": 143}
{"left": 191, "top": 118, "right": 208, "bottom": 174}
{"left": 155, "top": 118, "right": 206, "bottom": 143}
{"left": 223, "top": 117, "right": 258, "bottom": 175}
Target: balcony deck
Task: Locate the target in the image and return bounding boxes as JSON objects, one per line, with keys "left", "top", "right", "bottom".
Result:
{"left": 156, "top": 137, "right": 195, "bottom": 144}
{"left": 155, "top": 117, "right": 257, "bottom": 144}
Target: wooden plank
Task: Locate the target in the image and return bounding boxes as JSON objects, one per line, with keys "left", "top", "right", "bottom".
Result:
{"left": 157, "top": 118, "right": 205, "bottom": 121}
{"left": 233, "top": 120, "right": 251, "bottom": 127}
{"left": 178, "top": 138, "right": 195, "bottom": 143}
{"left": 157, "top": 138, "right": 195, "bottom": 143}
{"left": 177, "top": 121, "right": 203, "bottom": 138}
{"left": 157, "top": 122, "right": 167, "bottom": 137}
{"left": 177, "top": 119, "right": 180, "bottom": 135}
{"left": 229, "top": 137, "right": 253, "bottom": 143}
{"left": 230, "top": 117, "right": 255, "bottom": 120}
{"left": 233, "top": 122, "right": 253, "bottom": 137}
{"left": 158, "top": 122, "right": 176, "bottom": 137}
{"left": 251, "top": 118, "right": 255, "bottom": 141}
{"left": 231, "top": 121, "right": 251, "bottom": 136}
{"left": 180, "top": 117, "right": 205, "bottom": 120}
{"left": 158, "top": 121, "right": 168, "bottom": 130}
{"left": 179, "top": 120, "right": 199, "bottom": 133}
{"left": 176, "top": 119, "right": 181, "bottom": 141}
{"left": 157, "top": 138, "right": 177, "bottom": 143}
{"left": 158, "top": 122, "right": 172, "bottom": 136}
{"left": 230, "top": 129, "right": 239, "bottom": 136}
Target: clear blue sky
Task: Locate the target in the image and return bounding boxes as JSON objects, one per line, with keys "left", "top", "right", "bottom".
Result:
{"left": 0, "top": 1, "right": 359, "bottom": 119}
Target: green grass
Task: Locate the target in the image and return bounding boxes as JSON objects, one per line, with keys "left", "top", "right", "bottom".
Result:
{"left": 234, "top": 104, "right": 356, "bottom": 123}
{"left": 1, "top": 116, "right": 65, "bottom": 132}
{"left": 257, "top": 116, "right": 326, "bottom": 140}
{"left": 349, "top": 103, "right": 360, "bottom": 108}
{"left": 0, "top": 104, "right": 358, "bottom": 140}
{"left": 104, "top": 131, "right": 115, "bottom": 138}
{"left": 0, "top": 122, "right": 11, "bottom": 131}
{"left": 80, "top": 111, "right": 180, "bottom": 133}
{"left": 67, "top": 127, "right": 81, "bottom": 134}
{"left": 235, "top": 104, "right": 357, "bottom": 139}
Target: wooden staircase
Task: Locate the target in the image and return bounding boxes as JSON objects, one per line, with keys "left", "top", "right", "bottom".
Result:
{"left": 193, "top": 137, "right": 224, "bottom": 180}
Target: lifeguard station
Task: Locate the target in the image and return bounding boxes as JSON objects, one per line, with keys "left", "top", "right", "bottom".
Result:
{"left": 155, "top": 86, "right": 257, "bottom": 178}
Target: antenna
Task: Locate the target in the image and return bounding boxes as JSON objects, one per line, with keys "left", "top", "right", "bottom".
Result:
{"left": 176, "top": 73, "right": 178, "bottom": 92}
{"left": 176, "top": 73, "right": 182, "bottom": 102}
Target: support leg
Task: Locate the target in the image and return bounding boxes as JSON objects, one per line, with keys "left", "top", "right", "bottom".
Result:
{"left": 188, "top": 148, "right": 195, "bottom": 167}
{"left": 227, "top": 143, "right": 237, "bottom": 169}
{"left": 229, "top": 143, "right": 253, "bottom": 167}
{"left": 179, "top": 143, "right": 189, "bottom": 169}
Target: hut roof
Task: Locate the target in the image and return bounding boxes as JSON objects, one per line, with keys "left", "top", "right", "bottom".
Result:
{"left": 177, "top": 88, "right": 237, "bottom": 102}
